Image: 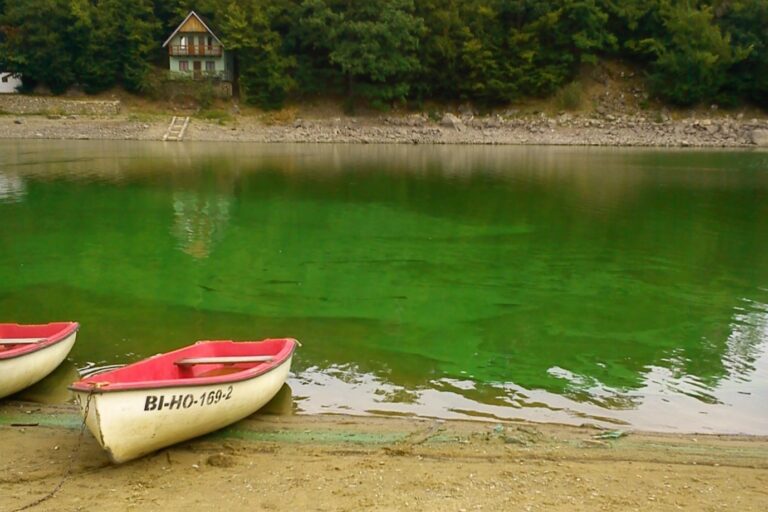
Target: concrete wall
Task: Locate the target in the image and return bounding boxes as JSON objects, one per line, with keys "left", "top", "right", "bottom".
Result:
{"left": 0, "top": 95, "right": 121, "bottom": 115}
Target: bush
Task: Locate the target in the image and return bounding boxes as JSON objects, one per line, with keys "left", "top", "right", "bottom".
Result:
{"left": 196, "top": 82, "right": 215, "bottom": 110}
{"left": 196, "top": 109, "right": 232, "bottom": 125}
{"left": 555, "top": 82, "right": 584, "bottom": 110}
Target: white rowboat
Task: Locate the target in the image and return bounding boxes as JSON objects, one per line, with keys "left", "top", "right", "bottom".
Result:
{"left": 69, "top": 338, "right": 297, "bottom": 463}
{"left": 0, "top": 322, "right": 79, "bottom": 399}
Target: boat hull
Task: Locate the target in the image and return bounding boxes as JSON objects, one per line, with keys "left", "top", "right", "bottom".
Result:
{"left": 0, "top": 331, "right": 77, "bottom": 399}
{"left": 72, "top": 354, "right": 292, "bottom": 463}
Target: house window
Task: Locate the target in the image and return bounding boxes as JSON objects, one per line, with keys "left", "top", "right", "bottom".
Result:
{"left": 1, "top": 75, "right": 8, "bottom": 83}
{"left": 206, "top": 61, "right": 216, "bottom": 72}
{"left": 179, "top": 61, "right": 189, "bottom": 72}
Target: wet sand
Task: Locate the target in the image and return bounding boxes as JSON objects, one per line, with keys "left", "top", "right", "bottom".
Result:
{"left": 2, "top": 401, "right": 767, "bottom": 511}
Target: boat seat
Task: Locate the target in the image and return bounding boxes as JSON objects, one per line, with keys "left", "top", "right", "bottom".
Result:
{"left": 174, "top": 356, "right": 275, "bottom": 379}
{"left": 0, "top": 338, "right": 45, "bottom": 345}
{"left": 174, "top": 356, "right": 274, "bottom": 366}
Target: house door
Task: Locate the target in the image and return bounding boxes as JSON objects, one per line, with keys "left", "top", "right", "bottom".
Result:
{"left": 193, "top": 61, "right": 202, "bottom": 79}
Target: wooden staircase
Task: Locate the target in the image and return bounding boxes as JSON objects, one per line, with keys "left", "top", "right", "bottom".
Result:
{"left": 163, "top": 116, "right": 190, "bottom": 141}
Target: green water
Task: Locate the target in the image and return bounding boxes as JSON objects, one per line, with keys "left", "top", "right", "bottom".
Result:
{"left": 2, "top": 141, "right": 767, "bottom": 434}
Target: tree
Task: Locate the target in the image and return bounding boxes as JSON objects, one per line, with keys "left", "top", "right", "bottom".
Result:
{"left": 109, "top": 0, "right": 160, "bottom": 92}
{"left": 0, "top": 0, "right": 81, "bottom": 93}
{"left": 643, "top": 2, "right": 747, "bottom": 106}
{"left": 74, "top": 0, "right": 118, "bottom": 93}
{"left": 598, "top": 0, "right": 663, "bottom": 57}
{"left": 411, "top": 0, "right": 467, "bottom": 101}
{"left": 717, "top": 0, "right": 768, "bottom": 107}
{"left": 457, "top": 1, "right": 519, "bottom": 104}
{"left": 296, "top": 0, "right": 424, "bottom": 108}
{"left": 555, "top": 0, "right": 617, "bottom": 66}
{"left": 220, "top": 0, "right": 295, "bottom": 109}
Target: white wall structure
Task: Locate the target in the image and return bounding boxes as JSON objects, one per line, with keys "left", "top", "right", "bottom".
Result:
{"left": 0, "top": 73, "right": 22, "bottom": 94}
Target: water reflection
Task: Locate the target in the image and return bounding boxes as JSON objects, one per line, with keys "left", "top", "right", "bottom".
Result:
{"left": 255, "top": 383, "right": 294, "bottom": 416}
{"left": 289, "top": 314, "right": 768, "bottom": 434}
{"left": 169, "top": 160, "right": 237, "bottom": 259}
{"left": 1, "top": 141, "right": 768, "bottom": 433}
{"left": 0, "top": 171, "right": 26, "bottom": 203}
{"left": 172, "top": 192, "right": 231, "bottom": 259}
{"left": 723, "top": 299, "right": 768, "bottom": 378}
{"left": 14, "top": 360, "right": 79, "bottom": 404}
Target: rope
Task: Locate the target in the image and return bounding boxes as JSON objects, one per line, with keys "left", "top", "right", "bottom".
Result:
{"left": 10, "top": 387, "right": 97, "bottom": 512}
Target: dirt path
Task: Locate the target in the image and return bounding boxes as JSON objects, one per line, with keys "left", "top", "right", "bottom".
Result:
{"left": 1, "top": 402, "right": 767, "bottom": 512}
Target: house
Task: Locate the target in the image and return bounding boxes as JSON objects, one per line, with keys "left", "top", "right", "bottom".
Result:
{"left": 162, "top": 11, "right": 233, "bottom": 86}
{"left": 0, "top": 72, "right": 22, "bottom": 94}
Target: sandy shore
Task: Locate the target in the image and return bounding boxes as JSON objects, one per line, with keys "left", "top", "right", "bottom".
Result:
{"left": 2, "top": 401, "right": 767, "bottom": 511}
{"left": 2, "top": 112, "right": 768, "bottom": 147}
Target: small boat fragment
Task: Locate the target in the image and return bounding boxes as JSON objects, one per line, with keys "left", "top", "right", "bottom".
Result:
{"left": 0, "top": 322, "right": 79, "bottom": 399}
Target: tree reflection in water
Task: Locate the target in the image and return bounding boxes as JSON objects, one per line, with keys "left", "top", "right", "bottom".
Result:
{"left": 172, "top": 192, "right": 231, "bottom": 259}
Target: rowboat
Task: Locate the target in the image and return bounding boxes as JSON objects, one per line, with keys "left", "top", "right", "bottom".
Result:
{"left": 0, "top": 322, "right": 79, "bottom": 399}
{"left": 69, "top": 338, "right": 298, "bottom": 463}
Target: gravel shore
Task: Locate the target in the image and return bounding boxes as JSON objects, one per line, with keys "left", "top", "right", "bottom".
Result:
{"left": 2, "top": 112, "right": 768, "bottom": 147}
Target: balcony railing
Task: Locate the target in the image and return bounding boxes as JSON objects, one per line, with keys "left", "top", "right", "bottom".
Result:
{"left": 169, "top": 70, "right": 233, "bottom": 82}
{"left": 169, "top": 44, "right": 223, "bottom": 57}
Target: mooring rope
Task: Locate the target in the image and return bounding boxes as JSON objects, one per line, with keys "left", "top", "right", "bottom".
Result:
{"left": 10, "top": 387, "right": 96, "bottom": 512}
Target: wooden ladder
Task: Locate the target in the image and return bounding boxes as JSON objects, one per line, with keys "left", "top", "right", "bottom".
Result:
{"left": 163, "top": 116, "right": 190, "bottom": 142}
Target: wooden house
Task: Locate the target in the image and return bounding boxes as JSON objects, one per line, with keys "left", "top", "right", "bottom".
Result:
{"left": 162, "top": 11, "right": 233, "bottom": 85}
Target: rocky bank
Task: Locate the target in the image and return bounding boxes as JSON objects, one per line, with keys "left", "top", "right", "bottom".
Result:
{"left": 2, "top": 105, "right": 768, "bottom": 147}
{"left": 184, "top": 112, "right": 768, "bottom": 147}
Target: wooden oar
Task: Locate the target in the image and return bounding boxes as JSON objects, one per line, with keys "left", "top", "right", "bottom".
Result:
{"left": 174, "top": 356, "right": 274, "bottom": 366}
{"left": 0, "top": 338, "right": 46, "bottom": 345}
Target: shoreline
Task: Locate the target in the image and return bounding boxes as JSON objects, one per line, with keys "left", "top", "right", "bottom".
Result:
{"left": 2, "top": 401, "right": 768, "bottom": 511}
{"left": 2, "top": 112, "right": 768, "bottom": 147}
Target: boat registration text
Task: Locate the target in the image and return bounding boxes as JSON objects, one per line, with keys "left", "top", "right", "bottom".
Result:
{"left": 144, "top": 386, "right": 234, "bottom": 411}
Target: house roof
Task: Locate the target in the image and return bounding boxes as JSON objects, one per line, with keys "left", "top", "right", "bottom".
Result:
{"left": 162, "top": 11, "right": 223, "bottom": 48}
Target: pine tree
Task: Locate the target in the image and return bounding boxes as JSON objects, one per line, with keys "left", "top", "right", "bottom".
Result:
{"left": 220, "top": 0, "right": 295, "bottom": 109}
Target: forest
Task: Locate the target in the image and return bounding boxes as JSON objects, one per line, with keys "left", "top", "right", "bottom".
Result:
{"left": 0, "top": 0, "right": 766, "bottom": 111}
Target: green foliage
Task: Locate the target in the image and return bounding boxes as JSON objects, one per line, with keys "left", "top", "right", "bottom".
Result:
{"left": 643, "top": 3, "right": 747, "bottom": 106}
{"left": 195, "top": 108, "right": 232, "bottom": 124}
{"left": 558, "top": 1, "right": 617, "bottom": 64}
{"left": 410, "top": 0, "right": 465, "bottom": 101}
{"left": 412, "top": 1, "right": 616, "bottom": 106}
{"left": 598, "top": 0, "right": 661, "bottom": 57}
{"left": 120, "top": 0, "right": 161, "bottom": 92}
{"left": 75, "top": 0, "right": 118, "bottom": 94}
{"left": 555, "top": 81, "right": 584, "bottom": 110}
{"left": 296, "top": 0, "right": 424, "bottom": 108}
{"left": 220, "top": 0, "right": 295, "bottom": 110}
{"left": 0, "top": 0, "right": 80, "bottom": 93}
{"left": 0, "top": 0, "right": 158, "bottom": 94}
{"left": 0, "top": 0, "right": 764, "bottom": 108}
{"left": 717, "top": 0, "right": 768, "bottom": 107}
{"left": 196, "top": 80, "right": 215, "bottom": 109}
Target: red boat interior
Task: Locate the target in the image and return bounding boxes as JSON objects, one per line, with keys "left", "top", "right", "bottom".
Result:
{"left": 70, "top": 338, "right": 297, "bottom": 391}
{"left": 0, "top": 322, "right": 79, "bottom": 359}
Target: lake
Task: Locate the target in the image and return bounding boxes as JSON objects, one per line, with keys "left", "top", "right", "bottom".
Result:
{"left": 1, "top": 140, "right": 767, "bottom": 434}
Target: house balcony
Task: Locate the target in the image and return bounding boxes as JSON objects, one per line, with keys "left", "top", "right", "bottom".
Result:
{"left": 169, "top": 44, "right": 223, "bottom": 57}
